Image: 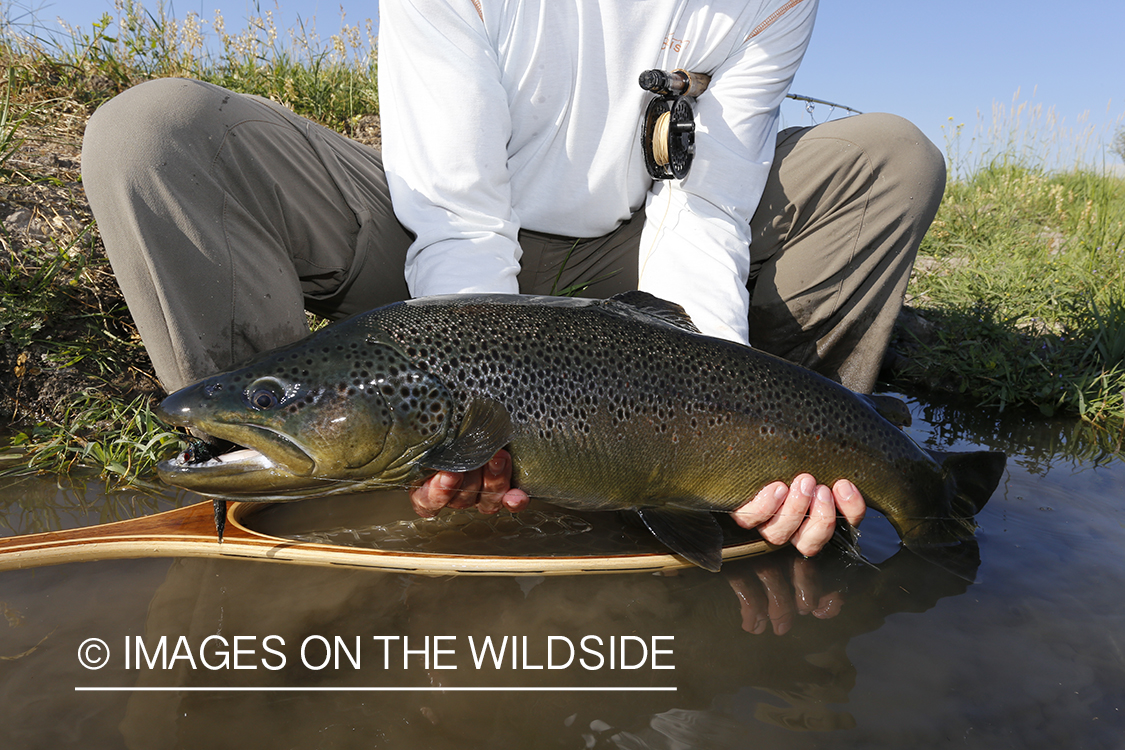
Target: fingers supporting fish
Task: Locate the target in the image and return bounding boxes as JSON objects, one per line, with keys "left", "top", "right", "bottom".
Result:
{"left": 502, "top": 489, "right": 530, "bottom": 512}
{"left": 789, "top": 484, "right": 836, "bottom": 556}
{"left": 478, "top": 451, "right": 530, "bottom": 514}
{"left": 755, "top": 474, "right": 817, "bottom": 548}
{"left": 733, "top": 475, "right": 869, "bottom": 557}
{"left": 731, "top": 481, "right": 789, "bottom": 530}
{"left": 410, "top": 472, "right": 459, "bottom": 517}
{"left": 477, "top": 452, "right": 513, "bottom": 512}
{"left": 411, "top": 469, "right": 481, "bottom": 514}
{"left": 410, "top": 450, "right": 529, "bottom": 517}
{"left": 446, "top": 469, "right": 484, "bottom": 510}
{"left": 831, "top": 479, "right": 866, "bottom": 527}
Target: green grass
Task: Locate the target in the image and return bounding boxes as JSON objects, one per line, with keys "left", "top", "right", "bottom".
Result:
{"left": 3, "top": 0, "right": 378, "bottom": 133}
{"left": 3, "top": 391, "right": 182, "bottom": 484}
{"left": 1, "top": 2, "right": 1124, "bottom": 488}
{"left": 895, "top": 136, "right": 1125, "bottom": 436}
{"left": 0, "top": 68, "right": 31, "bottom": 181}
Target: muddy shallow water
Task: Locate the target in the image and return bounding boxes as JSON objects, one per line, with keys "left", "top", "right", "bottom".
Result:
{"left": 1, "top": 392, "right": 1123, "bottom": 749}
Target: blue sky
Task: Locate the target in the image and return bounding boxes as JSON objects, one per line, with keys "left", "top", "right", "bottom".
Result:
{"left": 12, "top": 0, "right": 1125, "bottom": 168}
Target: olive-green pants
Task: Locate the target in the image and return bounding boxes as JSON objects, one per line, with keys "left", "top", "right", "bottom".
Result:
{"left": 82, "top": 78, "right": 944, "bottom": 394}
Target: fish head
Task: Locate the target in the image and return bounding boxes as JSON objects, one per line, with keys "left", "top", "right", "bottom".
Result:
{"left": 156, "top": 323, "right": 455, "bottom": 499}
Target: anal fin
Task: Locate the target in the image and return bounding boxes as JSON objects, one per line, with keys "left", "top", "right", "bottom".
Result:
{"left": 636, "top": 507, "right": 724, "bottom": 572}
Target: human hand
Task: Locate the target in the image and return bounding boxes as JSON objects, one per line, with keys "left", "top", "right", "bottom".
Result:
{"left": 731, "top": 475, "right": 866, "bottom": 557}
{"left": 726, "top": 553, "right": 845, "bottom": 635}
{"left": 410, "top": 449, "right": 530, "bottom": 517}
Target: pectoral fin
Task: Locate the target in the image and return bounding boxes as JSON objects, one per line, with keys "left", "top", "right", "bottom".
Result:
{"left": 635, "top": 507, "right": 724, "bottom": 572}
{"left": 421, "top": 397, "right": 513, "bottom": 473}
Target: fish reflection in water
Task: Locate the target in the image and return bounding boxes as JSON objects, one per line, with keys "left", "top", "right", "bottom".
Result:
{"left": 99, "top": 538, "right": 977, "bottom": 748}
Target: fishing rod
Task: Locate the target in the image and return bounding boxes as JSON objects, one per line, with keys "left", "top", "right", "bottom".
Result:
{"left": 785, "top": 92, "right": 863, "bottom": 115}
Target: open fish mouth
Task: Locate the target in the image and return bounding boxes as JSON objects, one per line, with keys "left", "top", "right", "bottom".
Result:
{"left": 210, "top": 424, "right": 316, "bottom": 475}
{"left": 161, "top": 443, "right": 278, "bottom": 472}
{"left": 155, "top": 427, "right": 325, "bottom": 498}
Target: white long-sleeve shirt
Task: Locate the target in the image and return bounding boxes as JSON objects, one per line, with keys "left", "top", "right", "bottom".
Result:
{"left": 378, "top": 0, "right": 817, "bottom": 343}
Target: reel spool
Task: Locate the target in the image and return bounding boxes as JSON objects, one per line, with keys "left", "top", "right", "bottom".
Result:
{"left": 638, "top": 69, "right": 711, "bottom": 181}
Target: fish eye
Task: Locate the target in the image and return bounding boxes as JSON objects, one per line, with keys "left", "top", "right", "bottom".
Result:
{"left": 245, "top": 379, "right": 285, "bottom": 411}
{"left": 250, "top": 390, "right": 279, "bottom": 410}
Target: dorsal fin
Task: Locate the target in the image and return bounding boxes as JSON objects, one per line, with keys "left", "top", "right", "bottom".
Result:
{"left": 610, "top": 291, "right": 701, "bottom": 333}
{"left": 860, "top": 394, "right": 913, "bottom": 428}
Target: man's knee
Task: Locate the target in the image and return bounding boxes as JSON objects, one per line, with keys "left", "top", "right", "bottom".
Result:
{"left": 838, "top": 112, "right": 946, "bottom": 208}
{"left": 82, "top": 79, "right": 249, "bottom": 186}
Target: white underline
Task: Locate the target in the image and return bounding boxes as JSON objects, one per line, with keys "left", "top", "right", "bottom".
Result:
{"left": 75, "top": 686, "right": 676, "bottom": 692}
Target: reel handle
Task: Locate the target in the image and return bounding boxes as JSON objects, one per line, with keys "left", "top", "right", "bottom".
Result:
{"left": 638, "top": 68, "right": 712, "bottom": 98}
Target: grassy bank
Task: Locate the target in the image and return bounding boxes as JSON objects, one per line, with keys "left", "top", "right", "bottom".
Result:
{"left": 1, "top": 3, "right": 1124, "bottom": 486}
{"left": 0, "top": 2, "right": 379, "bottom": 481}
{"left": 891, "top": 120, "right": 1125, "bottom": 432}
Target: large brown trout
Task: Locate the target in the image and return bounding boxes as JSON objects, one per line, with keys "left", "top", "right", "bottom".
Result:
{"left": 156, "top": 293, "right": 1006, "bottom": 571}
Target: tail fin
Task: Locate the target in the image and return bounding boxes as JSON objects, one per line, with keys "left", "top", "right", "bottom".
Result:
{"left": 899, "top": 450, "right": 1005, "bottom": 581}
{"left": 903, "top": 450, "right": 1007, "bottom": 548}
{"left": 937, "top": 450, "right": 1008, "bottom": 517}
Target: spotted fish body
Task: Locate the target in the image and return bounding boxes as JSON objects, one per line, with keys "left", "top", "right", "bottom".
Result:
{"left": 157, "top": 293, "right": 1006, "bottom": 570}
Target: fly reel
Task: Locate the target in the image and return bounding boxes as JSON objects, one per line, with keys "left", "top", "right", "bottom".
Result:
{"left": 638, "top": 69, "right": 711, "bottom": 180}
